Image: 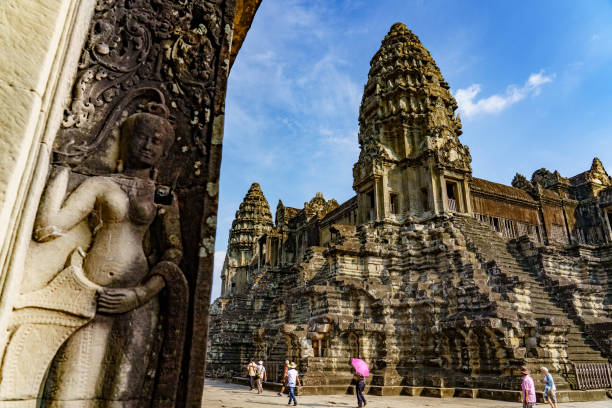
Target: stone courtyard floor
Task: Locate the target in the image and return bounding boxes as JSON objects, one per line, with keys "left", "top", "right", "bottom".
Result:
{"left": 202, "top": 379, "right": 612, "bottom": 407}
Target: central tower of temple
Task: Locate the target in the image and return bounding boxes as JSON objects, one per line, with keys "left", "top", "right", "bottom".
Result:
{"left": 353, "top": 23, "right": 472, "bottom": 222}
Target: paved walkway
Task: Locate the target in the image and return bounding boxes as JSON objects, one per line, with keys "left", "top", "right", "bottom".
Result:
{"left": 202, "top": 379, "right": 611, "bottom": 408}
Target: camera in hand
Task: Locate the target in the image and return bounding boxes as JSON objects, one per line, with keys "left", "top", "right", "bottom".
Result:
{"left": 155, "top": 185, "right": 173, "bottom": 205}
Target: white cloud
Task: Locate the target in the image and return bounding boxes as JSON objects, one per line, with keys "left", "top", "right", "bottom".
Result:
{"left": 210, "top": 250, "right": 226, "bottom": 302}
{"left": 526, "top": 71, "right": 553, "bottom": 88}
{"left": 455, "top": 70, "right": 554, "bottom": 118}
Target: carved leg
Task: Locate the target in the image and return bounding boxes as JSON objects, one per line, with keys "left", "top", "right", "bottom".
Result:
{"left": 42, "top": 315, "right": 113, "bottom": 404}
{"left": 102, "top": 299, "right": 160, "bottom": 402}
{"left": 0, "top": 324, "right": 75, "bottom": 404}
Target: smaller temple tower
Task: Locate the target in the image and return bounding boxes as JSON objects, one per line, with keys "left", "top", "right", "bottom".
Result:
{"left": 353, "top": 23, "right": 472, "bottom": 223}
{"left": 220, "top": 183, "right": 273, "bottom": 296}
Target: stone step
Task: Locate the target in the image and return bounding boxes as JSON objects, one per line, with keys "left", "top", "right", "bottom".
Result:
{"left": 566, "top": 349, "right": 607, "bottom": 358}
{"left": 566, "top": 344, "right": 602, "bottom": 352}
{"left": 454, "top": 216, "right": 609, "bottom": 365}
{"left": 568, "top": 338, "right": 601, "bottom": 348}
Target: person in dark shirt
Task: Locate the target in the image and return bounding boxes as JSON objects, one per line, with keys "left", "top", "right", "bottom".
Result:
{"left": 353, "top": 373, "right": 367, "bottom": 407}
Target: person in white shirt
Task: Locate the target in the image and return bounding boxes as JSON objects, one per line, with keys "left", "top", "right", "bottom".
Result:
{"left": 285, "top": 362, "right": 301, "bottom": 406}
{"left": 540, "top": 366, "right": 558, "bottom": 408}
{"left": 255, "top": 360, "right": 266, "bottom": 394}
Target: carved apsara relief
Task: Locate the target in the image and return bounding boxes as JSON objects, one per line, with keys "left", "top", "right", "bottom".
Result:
{"left": 0, "top": 0, "right": 234, "bottom": 405}
{"left": 0, "top": 106, "right": 189, "bottom": 405}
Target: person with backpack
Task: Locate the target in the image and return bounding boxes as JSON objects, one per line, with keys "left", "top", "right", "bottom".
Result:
{"left": 285, "top": 362, "right": 301, "bottom": 406}
{"left": 255, "top": 360, "right": 266, "bottom": 394}
{"left": 277, "top": 359, "right": 290, "bottom": 396}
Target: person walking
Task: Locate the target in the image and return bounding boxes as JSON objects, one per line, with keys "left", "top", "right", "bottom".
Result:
{"left": 520, "top": 366, "right": 536, "bottom": 408}
{"left": 246, "top": 359, "right": 257, "bottom": 391}
{"left": 255, "top": 360, "right": 266, "bottom": 394}
{"left": 285, "top": 362, "right": 301, "bottom": 406}
{"left": 278, "top": 360, "right": 290, "bottom": 396}
{"left": 353, "top": 372, "right": 367, "bottom": 407}
{"left": 540, "top": 366, "right": 558, "bottom": 408}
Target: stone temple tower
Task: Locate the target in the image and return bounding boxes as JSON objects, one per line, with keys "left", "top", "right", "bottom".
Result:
{"left": 209, "top": 23, "right": 612, "bottom": 398}
{"left": 353, "top": 23, "right": 473, "bottom": 223}
{"left": 221, "top": 183, "right": 273, "bottom": 296}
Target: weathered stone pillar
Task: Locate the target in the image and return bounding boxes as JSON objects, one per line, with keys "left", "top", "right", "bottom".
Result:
{"left": 0, "top": 0, "right": 261, "bottom": 406}
{"left": 0, "top": 0, "right": 97, "bottom": 358}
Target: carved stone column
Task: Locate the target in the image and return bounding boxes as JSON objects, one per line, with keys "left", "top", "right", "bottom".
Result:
{"left": 0, "top": 0, "right": 261, "bottom": 406}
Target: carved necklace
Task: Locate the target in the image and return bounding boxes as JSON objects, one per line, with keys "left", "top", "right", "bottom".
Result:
{"left": 110, "top": 174, "right": 157, "bottom": 225}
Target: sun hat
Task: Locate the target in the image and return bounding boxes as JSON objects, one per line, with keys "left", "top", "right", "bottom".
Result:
{"left": 289, "top": 362, "right": 297, "bottom": 368}
{"left": 520, "top": 365, "right": 530, "bottom": 375}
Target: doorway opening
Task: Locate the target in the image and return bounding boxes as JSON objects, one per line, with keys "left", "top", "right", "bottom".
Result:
{"left": 390, "top": 192, "right": 399, "bottom": 214}
{"left": 367, "top": 190, "right": 375, "bottom": 220}
{"left": 446, "top": 181, "right": 458, "bottom": 212}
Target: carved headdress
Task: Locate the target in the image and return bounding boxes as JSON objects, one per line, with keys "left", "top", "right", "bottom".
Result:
{"left": 54, "top": 88, "right": 174, "bottom": 175}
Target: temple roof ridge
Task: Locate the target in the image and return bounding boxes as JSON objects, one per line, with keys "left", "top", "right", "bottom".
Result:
{"left": 569, "top": 157, "right": 611, "bottom": 187}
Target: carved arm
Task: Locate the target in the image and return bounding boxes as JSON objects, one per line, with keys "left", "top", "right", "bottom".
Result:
{"left": 34, "top": 167, "right": 100, "bottom": 242}
{"left": 143, "top": 192, "right": 184, "bottom": 297}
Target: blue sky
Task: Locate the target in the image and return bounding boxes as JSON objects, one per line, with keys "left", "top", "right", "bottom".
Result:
{"left": 211, "top": 0, "right": 612, "bottom": 300}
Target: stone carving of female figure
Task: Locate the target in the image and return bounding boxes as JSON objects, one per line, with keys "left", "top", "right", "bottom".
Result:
{"left": 32, "top": 109, "right": 184, "bottom": 405}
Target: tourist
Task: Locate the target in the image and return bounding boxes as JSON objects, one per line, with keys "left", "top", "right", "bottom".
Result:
{"left": 255, "top": 360, "right": 266, "bottom": 394}
{"left": 540, "top": 366, "right": 558, "bottom": 408}
{"left": 246, "top": 359, "right": 257, "bottom": 391}
{"left": 278, "top": 359, "right": 290, "bottom": 396}
{"left": 285, "top": 362, "right": 301, "bottom": 406}
{"left": 520, "top": 366, "right": 536, "bottom": 408}
{"left": 353, "top": 372, "right": 367, "bottom": 407}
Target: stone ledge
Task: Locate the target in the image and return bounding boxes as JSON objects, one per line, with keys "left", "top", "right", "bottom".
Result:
{"left": 549, "top": 390, "right": 611, "bottom": 403}
{"left": 232, "top": 377, "right": 351, "bottom": 395}
{"left": 454, "top": 388, "right": 478, "bottom": 398}
{"left": 476, "top": 388, "right": 522, "bottom": 402}
{"left": 367, "top": 385, "right": 404, "bottom": 396}
{"left": 230, "top": 378, "right": 611, "bottom": 402}
{"left": 0, "top": 400, "right": 36, "bottom": 408}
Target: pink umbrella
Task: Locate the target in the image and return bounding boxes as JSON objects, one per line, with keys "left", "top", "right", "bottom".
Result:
{"left": 351, "top": 358, "right": 370, "bottom": 377}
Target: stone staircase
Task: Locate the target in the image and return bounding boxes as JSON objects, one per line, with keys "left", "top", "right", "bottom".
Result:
{"left": 588, "top": 245, "right": 612, "bottom": 306}
{"left": 207, "top": 293, "right": 258, "bottom": 376}
{"left": 452, "top": 215, "right": 608, "bottom": 372}
{"left": 300, "top": 246, "right": 328, "bottom": 283}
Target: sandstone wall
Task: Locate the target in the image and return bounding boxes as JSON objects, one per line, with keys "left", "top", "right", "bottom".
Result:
{"left": 541, "top": 202, "right": 570, "bottom": 244}
{"left": 0, "top": 0, "right": 96, "bottom": 353}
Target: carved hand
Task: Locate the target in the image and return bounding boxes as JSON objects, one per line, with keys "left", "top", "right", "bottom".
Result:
{"left": 97, "top": 287, "right": 147, "bottom": 314}
{"left": 33, "top": 225, "right": 64, "bottom": 242}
